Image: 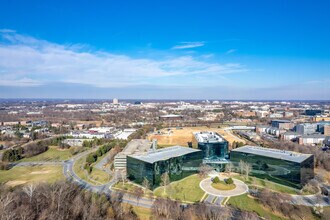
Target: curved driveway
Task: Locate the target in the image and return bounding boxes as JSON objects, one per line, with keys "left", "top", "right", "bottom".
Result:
{"left": 200, "top": 177, "right": 248, "bottom": 197}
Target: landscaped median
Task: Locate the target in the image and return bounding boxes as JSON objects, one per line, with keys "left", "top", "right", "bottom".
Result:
{"left": 73, "top": 153, "right": 111, "bottom": 185}
{"left": 211, "top": 177, "right": 236, "bottom": 191}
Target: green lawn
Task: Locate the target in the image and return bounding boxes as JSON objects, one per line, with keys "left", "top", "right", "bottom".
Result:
{"left": 20, "top": 147, "right": 73, "bottom": 162}
{"left": 227, "top": 194, "right": 286, "bottom": 220}
{"left": 73, "top": 154, "right": 111, "bottom": 185}
{"left": 154, "top": 174, "right": 205, "bottom": 203}
{"left": 0, "top": 165, "right": 64, "bottom": 187}
{"left": 233, "top": 175, "right": 299, "bottom": 194}
{"left": 211, "top": 181, "right": 236, "bottom": 190}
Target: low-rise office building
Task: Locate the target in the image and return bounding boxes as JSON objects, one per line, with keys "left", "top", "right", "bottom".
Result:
{"left": 127, "top": 146, "right": 203, "bottom": 189}
{"left": 230, "top": 146, "right": 314, "bottom": 188}
{"left": 193, "top": 131, "right": 229, "bottom": 170}
{"left": 114, "top": 139, "right": 152, "bottom": 171}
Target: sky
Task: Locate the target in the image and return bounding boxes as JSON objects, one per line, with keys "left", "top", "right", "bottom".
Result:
{"left": 0, "top": 0, "right": 329, "bottom": 100}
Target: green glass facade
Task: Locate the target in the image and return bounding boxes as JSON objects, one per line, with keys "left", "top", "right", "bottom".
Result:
{"left": 230, "top": 151, "right": 314, "bottom": 189}
{"left": 127, "top": 150, "right": 203, "bottom": 189}
{"left": 198, "top": 141, "right": 229, "bottom": 160}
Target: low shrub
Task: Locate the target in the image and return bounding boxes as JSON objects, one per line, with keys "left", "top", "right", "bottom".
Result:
{"left": 212, "top": 176, "right": 220, "bottom": 183}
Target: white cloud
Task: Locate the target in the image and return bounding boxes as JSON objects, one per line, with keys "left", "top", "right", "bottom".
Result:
{"left": 226, "top": 49, "right": 237, "bottom": 54}
{"left": 0, "top": 32, "right": 246, "bottom": 87}
{"left": 172, "top": 41, "right": 205, "bottom": 49}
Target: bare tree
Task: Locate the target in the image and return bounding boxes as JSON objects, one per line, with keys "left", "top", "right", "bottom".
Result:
{"left": 142, "top": 177, "right": 150, "bottom": 194}
{"left": 23, "top": 183, "right": 36, "bottom": 203}
{"left": 120, "top": 169, "right": 127, "bottom": 184}
{"left": 198, "top": 164, "right": 213, "bottom": 178}
{"left": 225, "top": 162, "right": 234, "bottom": 176}
{"left": 238, "top": 160, "right": 245, "bottom": 175}
{"left": 134, "top": 187, "right": 144, "bottom": 206}
{"left": 161, "top": 172, "right": 170, "bottom": 195}
{"left": 243, "top": 162, "right": 252, "bottom": 180}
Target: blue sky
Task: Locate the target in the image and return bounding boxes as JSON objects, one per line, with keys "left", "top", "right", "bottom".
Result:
{"left": 0, "top": 0, "right": 329, "bottom": 99}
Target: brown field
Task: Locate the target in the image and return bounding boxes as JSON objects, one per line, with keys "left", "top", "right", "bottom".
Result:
{"left": 147, "top": 127, "right": 245, "bottom": 148}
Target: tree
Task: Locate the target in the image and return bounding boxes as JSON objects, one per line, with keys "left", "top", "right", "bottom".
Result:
{"left": 23, "top": 184, "right": 36, "bottom": 203}
{"left": 161, "top": 172, "right": 170, "bottom": 195}
{"left": 198, "top": 164, "right": 213, "bottom": 178}
{"left": 142, "top": 177, "right": 150, "bottom": 194}
{"left": 225, "top": 162, "right": 234, "bottom": 176}
{"left": 120, "top": 170, "right": 127, "bottom": 184}
{"left": 244, "top": 162, "right": 252, "bottom": 180}
{"left": 238, "top": 160, "right": 246, "bottom": 175}
{"left": 134, "top": 187, "right": 144, "bottom": 206}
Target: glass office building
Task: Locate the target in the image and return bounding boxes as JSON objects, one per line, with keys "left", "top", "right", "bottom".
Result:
{"left": 194, "top": 131, "right": 229, "bottom": 170}
{"left": 127, "top": 146, "right": 203, "bottom": 189}
{"left": 230, "top": 146, "right": 314, "bottom": 189}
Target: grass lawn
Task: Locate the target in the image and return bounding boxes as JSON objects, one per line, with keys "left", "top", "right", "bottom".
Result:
{"left": 73, "top": 154, "right": 111, "bottom": 185}
{"left": 20, "top": 146, "right": 73, "bottom": 162}
{"left": 227, "top": 194, "right": 286, "bottom": 220}
{"left": 211, "top": 181, "right": 236, "bottom": 190}
{"left": 0, "top": 165, "right": 64, "bottom": 187}
{"left": 154, "top": 174, "right": 205, "bottom": 203}
{"left": 233, "top": 175, "right": 299, "bottom": 194}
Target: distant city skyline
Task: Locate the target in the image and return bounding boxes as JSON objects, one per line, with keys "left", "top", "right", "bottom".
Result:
{"left": 0, "top": 1, "right": 330, "bottom": 100}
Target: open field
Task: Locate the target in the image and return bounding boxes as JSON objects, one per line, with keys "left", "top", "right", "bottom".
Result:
{"left": 232, "top": 174, "right": 300, "bottom": 195}
{"left": 0, "top": 165, "right": 64, "bottom": 187}
{"left": 154, "top": 174, "right": 205, "bottom": 203}
{"left": 73, "top": 154, "right": 111, "bottom": 185}
{"left": 20, "top": 146, "right": 73, "bottom": 162}
{"left": 148, "top": 126, "right": 245, "bottom": 148}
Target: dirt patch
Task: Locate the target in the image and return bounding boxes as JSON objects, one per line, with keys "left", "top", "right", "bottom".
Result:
{"left": 30, "top": 170, "right": 53, "bottom": 175}
{"left": 148, "top": 127, "right": 245, "bottom": 147}
{"left": 6, "top": 180, "right": 27, "bottom": 187}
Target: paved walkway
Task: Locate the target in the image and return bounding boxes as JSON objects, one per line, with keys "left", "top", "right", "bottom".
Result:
{"left": 200, "top": 176, "right": 248, "bottom": 197}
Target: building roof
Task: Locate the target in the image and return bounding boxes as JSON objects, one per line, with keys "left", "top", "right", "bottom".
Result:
{"left": 159, "top": 114, "right": 183, "bottom": 118}
{"left": 271, "top": 119, "right": 291, "bottom": 123}
{"left": 283, "top": 131, "right": 300, "bottom": 135}
{"left": 300, "top": 134, "right": 326, "bottom": 139}
{"left": 193, "top": 131, "right": 227, "bottom": 143}
{"left": 115, "top": 139, "right": 151, "bottom": 157}
{"left": 231, "top": 145, "right": 312, "bottom": 163}
{"left": 129, "top": 146, "right": 201, "bottom": 163}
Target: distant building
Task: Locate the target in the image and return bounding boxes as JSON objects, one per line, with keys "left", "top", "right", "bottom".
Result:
{"left": 127, "top": 146, "right": 203, "bottom": 189}
{"left": 281, "top": 131, "right": 300, "bottom": 141}
{"left": 305, "top": 109, "right": 323, "bottom": 116}
{"left": 256, "top": 125, "right": 268, "bottom": 134}
{"left": 295, "top": 123, "right": 318, "bottom": 135}
{"left": 113, "top": 98, "right": 119, "bottom": 104}
{"left": 324, "top": 125, "right": 330, "bottom": 136}
{"left": 284, "top": 112, "right": 294, "bottom": 118}
{"left": 312, "top": 116, "right": 330, "bottom": 122}
{"left": 230, "top": 145, "right": 314, "bottom": 189}
{"left": 298, "top": 134, "right": 326, "bottom": 145}
{"left": 271, "top": 120, "right": 293, "bottom": 130}
{"left": 159, "top": 114, "right": 183, "bottom": 121}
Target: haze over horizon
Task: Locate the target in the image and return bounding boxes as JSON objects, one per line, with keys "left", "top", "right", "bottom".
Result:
{"left": 0, "top": 1, "right": 329, "bottom": 100}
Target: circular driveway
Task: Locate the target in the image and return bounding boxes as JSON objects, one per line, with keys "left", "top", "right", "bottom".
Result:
{"left": 200, "top": 177, "right": 248, "bottom": 197}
